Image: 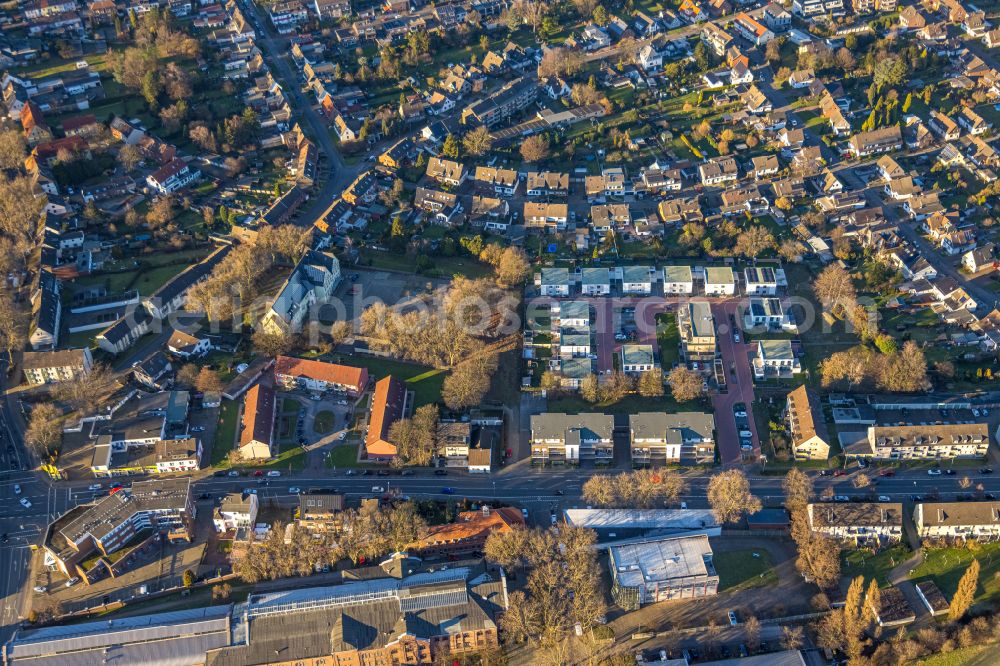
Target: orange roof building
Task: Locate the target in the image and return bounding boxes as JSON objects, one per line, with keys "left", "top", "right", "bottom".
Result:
{"left": 274, "top": 356, "right": 368, "bottom": 395}
{"left": 365, "top": 376, "right": 407, "bottom": 461}
{"left": 20, "top": 101, "right": 51, "bottom": 146}
{"left": 27, "top": 135, "right": 90, "bottom": 170}
{"left": 239, "top": 382, "right": 275, "bottom": 460}
{"left": 409, "top": 507, "right": 525, "bottom": 556}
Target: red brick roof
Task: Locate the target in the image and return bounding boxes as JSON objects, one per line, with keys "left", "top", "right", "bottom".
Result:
{"left": 410, "top": 507, "right": 524, "bottom": 550}
{"left": 240, "top": 382, "right": 275, "bottom": 448}
{"left": 149, "top": 158, "right": 187, "bottom": 183}
{"left": 32, "top": 135, "right": 88, "bottom": 160}
{"left": 365, "top": 376, "right": 405, "bottom": 458}
{"left": 274, "top": 356, "right": 368, "bottom": 393}
{"left": 61, "top": 114, "right": 97, "bottom": 133}
{"left": 20, "top": 101, "right": 47, "bottom": 132}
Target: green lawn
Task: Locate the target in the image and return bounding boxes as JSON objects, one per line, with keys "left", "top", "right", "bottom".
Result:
{"left": 714, "top": 549, "right": 778, "bottom": 592}
{"left": 841, "top": 544, "right": 912, "bottom": 588}
{"left": 546, "top": 393, "right": 699, "bottom": 414}
{"left": 313, "top": 410, "right": 335, "bottom": 435}
{"left": 358, "top": 250, "right": 494, "bottom": 279}
{"left": 133, "top": 265, "right": 189, "bottom": 296}
{"left": 914, "top": 645, "right": 998, "bottom": 666}
{"left": 327, "top": 444, "right": 359, "bottom": 467}
{"left": 210, "top": 400, "right": 240, "bottom": 466}
{"left": 656, "top": 312, "right": 680, "bottom": 369}
{"left": 265, "top": 446, "right": 308, "bottom": 471}
{"left": 911, "top": 543, "right": 1000, "bottom": 608}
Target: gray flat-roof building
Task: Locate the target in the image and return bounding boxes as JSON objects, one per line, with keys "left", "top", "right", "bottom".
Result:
{"left": 629, "top": 412, "right": 716, "bottom": 466}
{"left": 609, "top": 534, "right": 718, "bottom": 609}
{"left": 530, "top": 413, "right": 614, "bottom": 466}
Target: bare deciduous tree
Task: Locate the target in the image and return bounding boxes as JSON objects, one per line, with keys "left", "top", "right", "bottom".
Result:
{"left": 25, "top": 403, "right": 63, "bottom": 458}
{"left": 667, "top": 366, "right": 704, "bottom": 402}
{"left": 707, "top": 469, "right": 762, "bottom": 524}
{"left": 0, "top": 129, "right": 27, "bottom": 170}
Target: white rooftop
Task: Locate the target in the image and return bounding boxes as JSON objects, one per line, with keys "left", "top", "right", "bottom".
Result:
{"left": 563, "top": 508, "right": 718, "bottom": 530}
{"left": 610, "top": 534, "right": 714, "bottom": 589}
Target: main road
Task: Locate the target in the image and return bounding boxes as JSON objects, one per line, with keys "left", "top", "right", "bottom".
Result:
{"left": 2, "top": 442, "right": 1000, "bottom": 643}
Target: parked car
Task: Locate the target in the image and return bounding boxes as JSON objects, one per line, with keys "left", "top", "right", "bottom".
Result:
{"left": 434, "top": 469, "right": 448, "bottom": 476}
{"left": 928, "top": 468, "right": 942, "bottom": 476}
{"left": 13, "top": 484, "right": 21, "bottom": 495}
{"left": 981, "top": 467, "right": 994, "bottom": 474}
{"left": 441, "top": 487, "right": 455, "bottom": 495}
{"left": 266, "top": 471, "right": 281, "bottom": 477}
{"left": 191, "top": 426, "right": 205, "bottom": 433}
{"left": 834, "top": 495, "right": 850, "bottom": 502}
{"left": 878, "top": 495, "right": 891, "bottom": 502}
{"left": 728, "top": 611, "right": 738, "bottom": 626}
{"left": 371, "top": 486, "right": 385, "bottom": 493}
{"left": 288, "top": 487, "right": 300, "bottom": 494}
{"left": 228, "top": 470, "right": 240, "bottom": 477}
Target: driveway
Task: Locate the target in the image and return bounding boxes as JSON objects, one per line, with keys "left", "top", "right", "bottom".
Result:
{"left": 239, "top": 0, "right": 361, "bottom": 227}
{"left": 711, "top": 300, "right": 759, "bottom": 466}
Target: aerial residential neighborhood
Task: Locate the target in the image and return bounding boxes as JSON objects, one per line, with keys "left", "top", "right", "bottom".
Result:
{"left": 3, "top": 0, "right": 1000, "bottom": 664}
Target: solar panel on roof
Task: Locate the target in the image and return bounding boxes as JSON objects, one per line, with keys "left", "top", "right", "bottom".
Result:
{"left": 399, "top": 588, "right": 469, "bottom": 612}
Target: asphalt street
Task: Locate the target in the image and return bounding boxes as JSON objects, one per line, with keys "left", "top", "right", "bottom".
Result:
{"left": 1, "top": 430, "right": 1000, "bottom": 643}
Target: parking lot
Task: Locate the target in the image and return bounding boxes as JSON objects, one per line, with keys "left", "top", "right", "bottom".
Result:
{"left": 275, "top": 390, "right": 356, "bottom": 451}
{"left": 324, "top": 268, "right": 452, "bottom": 325}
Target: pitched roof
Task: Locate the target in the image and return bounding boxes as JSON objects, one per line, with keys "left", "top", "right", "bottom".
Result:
{"left": 274, "top": 356, "right": 367, "bottom": 392}
{"left": 786, "top": 385, "right": 828, "bottom": 447}
{"left": 240, "top": 383, "right": 275, "bottom": 449}
{"left": 61, "top": 114, "right": 98, "bottom": 133}
{"left": 916, "top": 501, "right": 1000, "bottom": 528}
{"left": 809, "top": 502, "right": 903, "bottom": 528}
{"left": 409, "top": 507, "right": 524, "bottom": 550}
{"left": 366, "top": 376, "right": 406, "bottom": 457}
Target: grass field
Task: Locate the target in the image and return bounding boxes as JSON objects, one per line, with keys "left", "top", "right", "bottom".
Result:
{"left": 358, "top": 250, "right": 494, "bottom": 280}
{"left": 327, "top": 444, "right": 359, "bottom": 467}
{"left": 842, "top": 544, "right": 912, "bottom": 588}
{"left": 313, "top": 411, "right": 335, "bottom": 435}
{"left": 914, "top": 645, "right": 998, "bottom": 666}
{"left": 714, "top": 549, "right": 778, "bottom": 592}
{"left": 911, "top": 543, "right": 1000, "bottom": 608}
{"left": 656, "top": 312, "right": 680, "bottom": 369}
{"left": 211, "top": 400, "right": 240, "bottom": 466}
{"left": 546, "top": 393, "right": 699, "bottom": 414}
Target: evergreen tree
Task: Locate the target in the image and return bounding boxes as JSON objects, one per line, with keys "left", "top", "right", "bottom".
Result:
{"left": 441, "top": 134, "right": 460, "bottom": 159}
